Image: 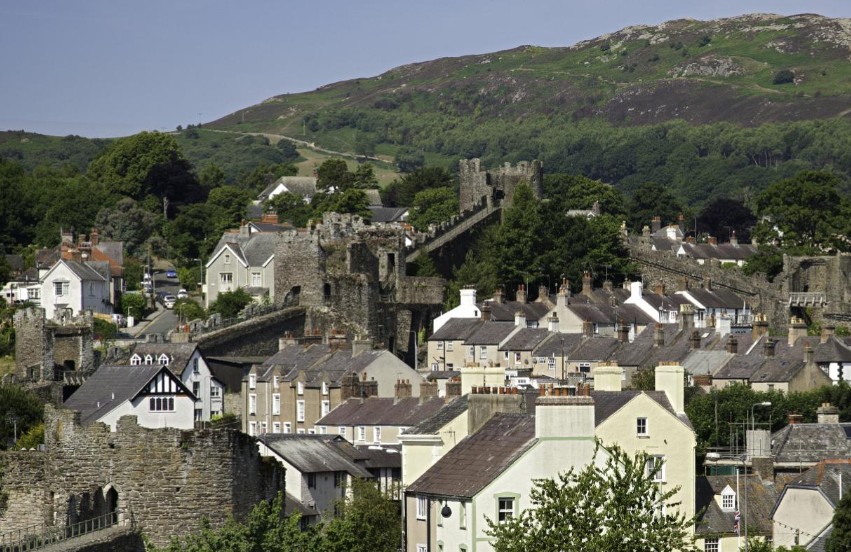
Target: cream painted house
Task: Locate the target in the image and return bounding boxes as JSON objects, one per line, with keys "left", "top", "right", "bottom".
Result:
{"left": 405, "top": 363, "right": 696, "bottom": 551}
{"left": 204, "top": 224, "right": 278, "bottom": 308}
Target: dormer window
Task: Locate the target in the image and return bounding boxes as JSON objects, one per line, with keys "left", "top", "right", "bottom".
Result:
{"left": 144, "top": 354, "right": 153, "bottom": 365}
{"left": 720, "top": 486, "right": 736, "bottom": 511}
{"left": 158, "top": 354, "right": 169, "bottom": 366}
{"left": 130, "top": 354, "right": 141, "bottom": 366}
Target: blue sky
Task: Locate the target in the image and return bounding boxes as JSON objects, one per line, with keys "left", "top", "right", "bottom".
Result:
{"left": 2, "top": 1, "right": 849, "bottom": 138}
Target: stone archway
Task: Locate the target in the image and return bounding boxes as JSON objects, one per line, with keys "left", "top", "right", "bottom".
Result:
{"left": 105, "top": 487, "right": 118, "bottom": 524}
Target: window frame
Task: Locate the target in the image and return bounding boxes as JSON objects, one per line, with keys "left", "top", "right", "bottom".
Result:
{"left": 416, "top": 495, "right": 428, "bottom": 520}
{"left": 496, "top": 495, "right": 517, "bottom": 524}
{"left": 296, "top": 400, "right": 305, "bottom": 422}
{"left": 704, "top": 537, "right": 719, "bottom": 552}
{"left": 636, "top": 417, "right": 648, "bottom": 437}
{"left": 272, "top": 393, "right": 281, "bottom": 416}
{"left": 646, "top": 455, "right": 666, "bottom": 483}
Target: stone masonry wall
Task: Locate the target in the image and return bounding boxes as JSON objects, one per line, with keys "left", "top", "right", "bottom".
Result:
{"left": 0, "top": 406, "right": 284, "bottom": 548}
{"left": 13, "top": 307, "right": 50, "bottom": 381}
{"left": 458, "top": 158, "right": 543, "bottom": 213}
{"left": 274, "top": 230, "right": 326, "bottom": 307}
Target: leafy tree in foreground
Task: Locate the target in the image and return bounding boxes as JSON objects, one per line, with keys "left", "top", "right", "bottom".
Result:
{"left": 322, "top": 478, "right": 402, "bottom": 552}
{"left": 826, "top": 491, "right": 851, "bottom": 552}
{"left": 208, "top": 289, "right": 253, "bottom": 319}
{"left": 408, "top": 186, "right": 458, "bottom": 231}
{"left": 486, "top": 442, "right": 695, "bottom": 552}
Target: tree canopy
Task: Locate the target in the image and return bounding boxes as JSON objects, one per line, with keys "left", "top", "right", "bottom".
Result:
{"left": 486, "top": 442, "right": 695, "bottom": 552}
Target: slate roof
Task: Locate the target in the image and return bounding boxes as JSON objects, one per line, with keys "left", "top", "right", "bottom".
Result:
{"left": 405, "top": 413, "right": 536, "bottom": 499}
{"left": 569, "top": 336, "right": 620, "bottom": 361}
{"left": 695, "top": 475, "right": 777, "bottom": 536}
{"left": 680, "top": 242, "right": 758, "bottom": 262}
{"left": 402, "top": 395, "right": 469, "bottom": 435}
{"left": 784, "top": 460, "right": 851, "bottom": 507}
{"left": 63, "top": 365, "right": 190, "bottom": 426}
{"left": 682, "top": 288, "right": 747, "bottom": 310}
{"left": 368, "top": 206, "right": 408, "bottom": 223}
{"left": 812, "top": 337, "right": 851, "bottom": 364}
{"left": 566, "top": 303, "right": 618, "bottom": 324}
{"left": 500, "top": 328, "right": 550, "bottom": 351}
{"left": 532, "top": 333, "right": 585, "bottom": 357}
{"left": 126, "top": 342, "right": 199, "bottom": 376}
{"left": 483, "top": 300, "right": 549, "bottom": 323}
{"left": 209, "top": 231, "right": 278, "bottom": 269}
{"left": 61, "top": 260, "right": 108, "bottom": 282}
{"left": 683, "top": 350, "right": 734, "bottom": 376}
{"left": 590, "top": 390, "right": 690, "bottom": 429}
{"left": 4, "top": 254, "right": 24, "bottom": 274}
{"left": 428, "top": 318, "right": 483, "bottom": 342}
{"left": 426, "top": 370, "right": 461, "bottom": 381}
{"left": 465, "top": 322, "right": 517, "bottom": 346}
{"left": 772, "top": 423, "right": 851, "bottom": 464}
{"left": 258, "top": 434, "right": 371, "bottom": 477}
{"left": 258, "top": 176, "right": 318, "bottom": 201}
{"left": 712, "top": 353, "right": 764, "bottom": 380}
{"left": 345, "top": 444, "right": 402, "bottom": 470}
{"left": 316, "top": 396, "right": 450, "bottom": 427}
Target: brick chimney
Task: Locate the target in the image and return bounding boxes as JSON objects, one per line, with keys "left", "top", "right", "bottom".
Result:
{"left": 602, "top": 280, "right": 613, "bottom": 292}
{"left": 642, "top": 225, "right": 651, "bottom": 238}
{"left": 654, "top": 280, "right": 666, "bottom": 296}
{"left": 617, "top": 322, "right": 630, "bottom": 344}
{"left": 261, "top": 211, "right": 279, "bottom": 224}
{"left": 726, "top": 335, "right": 738, "bottom": 354}
{"left": 708, "top": 236, "right": 717, "bottom": 246}
{"left": 90, "top": 228, "right": 100, "bottom": 246}
{"left": 788, "top": 316, "right": 808, "bottom": 346}
{"left": 481, "top": 304, "right": 491, "bottom": 321}
{"left": 445, "top": 379, "right": 462, "bottom": 398}
{"left": 419, "top": 381, "right": 438, "bottom": 403}
{"left": 557, "top": 278, "right": 570, "bottom": 307}
{"left": 651, "top": 216, "right": 662, "bottom": 234}
{"left": 817, "top": 403, "right": 840, "bottom": 424}
{"left": 537, "top": 284, "right": 550, "bottom": 304}
{"left": 394, "top": 379, "right": 412, "bottom": 402}
{"left": 679, "top": 303, "right": 694, "bottom": 333}
{"left": 582, "top": 272, "right": 592, "bottom": 296}
{"left": 516, "top": 284, "right": 527, "bottom": 304}
{"left": 821, "top": 325, "right": 835, "bottom": 344}
{"left": 788, "top": 413, "right": 803, "bottom": 425}
{"left": 678, "top": 276, "right": 689, "bottom": 292}
{"left": 582, "top": 320, "right": 594, "bottom": 338}
{"left": 703, "top": 276, "right": 712, "bottom": 291}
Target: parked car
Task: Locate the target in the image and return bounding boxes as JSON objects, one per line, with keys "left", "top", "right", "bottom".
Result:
{"left": 163, "top": 295, "right": 176, "bottom": 309}
{"left": 177, "top": 289, "right": 188, "bottom": 299}
{"left": 165, "top": 269, "right": 178, "bottom": 278}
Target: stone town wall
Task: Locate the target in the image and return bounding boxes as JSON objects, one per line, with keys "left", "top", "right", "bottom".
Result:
{"left": 13, "top": 308, "right": 95, "bottom": 383}
{"left": 274, "top": 230, "right": 326, "bottom": 307}
{"left": 0, "top": 406, "right": 283, "bottom": 548}
{"left": 13, "top": 307, "right": 50, "bottom": 381}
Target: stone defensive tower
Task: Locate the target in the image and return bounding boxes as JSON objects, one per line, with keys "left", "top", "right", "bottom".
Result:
{"left": 458, "top": 158, "right": 543, "bottom": 213}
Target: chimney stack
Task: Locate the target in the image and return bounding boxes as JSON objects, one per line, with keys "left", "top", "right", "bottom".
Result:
{"left": 763, "top": 338, "right": 776, "bottom": 358}
{"left": 805, "top": 345, "right": 814, "bottom": 365}
{"left": 394, "top": 379, "right": 412, "bottom": 402}
{"left": 817, "top": 403, "right": 840, "bottom": 424}
{"left": 582, "top": 271, "right": 592, "bottom": 296}
{"left": 537, "top": 284, "right": 550, "bottom": 304}
{"left": 788, "top": 316, "right": 808, "bottom": 346}
{"left": 690, "top": 330, "right": 701, "bottom": 349}
{"left": 703, "top": 276, "right": 712, "bottom": 291}
{"left": 617, "top": 322, "right": 629, "bottom": 344}
{"left": 594, "top": 363, "right": 622, "bottom": 392}
{"left": 788, "top": 413, "right": 803, "bottom": 425}
{"left": 535, "top": 395, "right": 595, "bottom": 440}
{"left": 654, "top": 280, "right": 666, "bottom": 296}
{"left": 481, "top": 304, "right": 491, "bottom": 321}
{"left": 678, "top": 276, "right": 689, "bottom": 292}
{"left": 548, "top": 313, "right": 559, "bottom": 333}
{"left": 655, "top": 362, "right": 685, "bottom": 415}
{"left": 516, "top": 284, "right": 527, "bottom": 304}
{"left": 445, "top": 379, "right": 462, "bottom": 398}
{"left": 514, "top": 310, "right": 527, "bottom": 328}
{"left": 460, "top": 288, "right": 477, "bottom": 307}
{"left": 261, "top": 211, "right": 279, "bottom": 224}
{"left": 821, "top": 325, "right": 835, "bottom": 344}
{"left": 493, "top": 288, "right": 505, "bottom": 304}
{"left": 752, "top": 315, "right": 769, "bottom": 340}
{"left": 90, "top": 228, "right": 100, "bottom": 246}
{"left": 708, "top": 236, "right": 718, "bottom": 246}
{"left": 679, "top": 304, "right": 694, "bottom": 333}
{"left": 651, "top": 216, "right": 662, "bottom": 234}
{"left": 419, "top": 381, "right": 438, "bottom": 403}
{"left": 730, "top": 231, "right": 738, "bottom": 246}
{"left": 603, "top": 280, "right": 613, "bottom": 292}
{"left": 726, "top": 335, "right": 738, "bottom": 354}
{"left": 654, "top": 325, "right": 665, "bottom": 347}
{"left": 582, "top": 320, "right": 594, "bottom": 338}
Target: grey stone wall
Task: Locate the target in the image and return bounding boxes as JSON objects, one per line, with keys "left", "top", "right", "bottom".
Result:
{"left": 274, "top": 230, "right": 326, "bottom": 307}
{"left": 458, "top": 158, "right": 543, "bottom": 213}
{"left": 0, "top": 406, "right": 284, "bottom": 548}
{"left": 13, "top": 308, "right": 94, "bottom": 383}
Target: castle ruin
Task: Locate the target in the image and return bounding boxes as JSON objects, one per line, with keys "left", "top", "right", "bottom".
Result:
{"left": 458, "top": 158, "right": 543, "bottom": 213}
